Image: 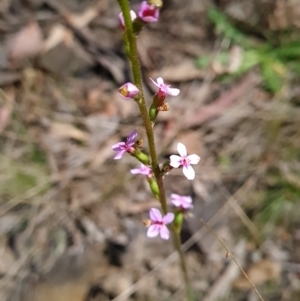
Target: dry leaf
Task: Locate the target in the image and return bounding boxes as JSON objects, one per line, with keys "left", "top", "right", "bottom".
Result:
{"left": 0, "top": 107, "right": 12, "bottom": 133}
{"left": 42, "top": 24, "right": 73, "bottom": 53}
{"left": 150, "top": 59, "right": 204, "bottom": 82}
{"left": 234, "top": 260, "right": 281, "bottom": 289}
{"left": 6, "top": 22, "right": 43, "bottom": 62}
{"left": 50, "top": 122, "right": 89, "bottom": 142}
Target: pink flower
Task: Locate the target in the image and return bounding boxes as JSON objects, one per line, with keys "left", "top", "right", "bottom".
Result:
{"left": 112, "top": 130, "right": 137, "bottom": 159}
{"left": 130, "top": 164, "right": 152, "bottom": 177}
{"left": 119, "top": 82, "right": 139, "bottom": 100}
{"left": 170, "top": 143, "right": 200, "bottom": 180}
{"left": 150, "top": 77, "right": 180, "bottom": 98}
{"left": 171, "top": 194, "right": 194, "bottom": 209}
{"left": 118, "top": 10, "right": 137, "bottom": 30}
{"left": 147, "top": 208, "right": 174, "bottom": 240}
{"left": 138, "top": 1, "right": 159, "bottom": 23}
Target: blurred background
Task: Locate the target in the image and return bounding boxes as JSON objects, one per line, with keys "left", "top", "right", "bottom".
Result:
{"left": 0, "top": 0, "right": 300, "bottom": 300}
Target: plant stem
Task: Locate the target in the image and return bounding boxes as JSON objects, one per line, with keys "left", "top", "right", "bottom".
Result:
{"left": 172, "top": 229, "right": 191, "bottom": 299}
{"left": 117, "top": 0, "right": 190, "bottom": 298}
{"left": 117, "top": 0, "right": 167, "bottom": 213}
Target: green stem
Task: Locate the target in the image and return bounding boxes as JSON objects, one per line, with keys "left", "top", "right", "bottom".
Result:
{"left": 173, "top": 230, "right": 191, "bottom": 299}
{"left": 117, "top": 0, "right": 190, "bottom": 298}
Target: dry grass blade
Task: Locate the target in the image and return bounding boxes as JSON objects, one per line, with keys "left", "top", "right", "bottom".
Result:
{"left": 198, "top": 218, "right": 265, "bottom": 301}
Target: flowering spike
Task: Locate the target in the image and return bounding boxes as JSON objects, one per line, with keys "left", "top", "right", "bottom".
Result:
{"left": 171, "top": 194, "right": 194, "bottom": 209}
{"left": 138, "top": 1, "right": 160, "bottom": 23}
{"left": 111, "top": 130, "right": 137, "bottom": 159}
{"left": 169, "top": 143, "right": 200, "bottom": 180}
{"left": 119, "top": 82, "right": 140, "bottom": 100}
{"left": 146, "top": 208, "right": 174, "bottom": 240}
{"left": 118, "top": 10, "right": 137, "bottom": 30}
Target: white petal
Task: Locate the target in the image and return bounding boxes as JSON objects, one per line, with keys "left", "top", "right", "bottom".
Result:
{"left": 177, "top": 142, "right": 187, "bottom": 157}
{"left": 167, "top": 87, "right": 180, "bottom": 96}
{"left": 150, "top": 77, "right": 160, "bottom": 88}
{"left": 147, "top": 225, "right": 160, "bottom": 237}
{"left": 183, "top": 165, "right": 195, "bottom": 180}
{"left": 188, "top": 154, "right": 200, "bottom": 165}
{"left": 169, "top": 155, "right": 181, "bottom": 168}
{"left": 156, "top": 77, "right": 164, "bottom": 85}
{"left": 160, "top": 225, "right": 170, "bottom": 240}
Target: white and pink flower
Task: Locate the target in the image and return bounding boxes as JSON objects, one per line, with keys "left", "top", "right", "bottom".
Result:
{"left": 170, "top": 143, "right": 200, "bottom": 180}
{"left": 150, "top": 77, "right": 180, "bottom": 98}
{"left": 130, "top": 164, "right": 152, "bottom": 177}
{"left": 171, "top": 194, "right": 193, "bottom": 209}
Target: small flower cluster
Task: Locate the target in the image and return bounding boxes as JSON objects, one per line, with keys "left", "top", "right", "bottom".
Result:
{"left": 113, "top": 1, "right": 200, "bottom": 241}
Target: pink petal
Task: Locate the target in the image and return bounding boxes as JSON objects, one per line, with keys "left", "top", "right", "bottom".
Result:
{"left": 171, "top": 193, "right": 180, "bottom": 200}
{"left": 169, "top": 155, "right": 181, "bottom": 168}
{"left": 149, "top": 208, "right": 162, "bottom": 222}
{"left": 127, "top": 129, "right": 137, "bottom": 144}
{"left": 162, "top": 212, "right": 174, "bottom": 224}
{"left": 167, "top": 87, "right": 180, "bottom": 96}
{"left": 187, "top": 154, "right": 200, "bottom": 165}
{"left": 147, "top": 224, "right": 160, "bottom": 237}
{"left": 177, "top": 142, "right": 187, "bottom": 157}
{"left": 160, "top": 225, "right": 170, "bottom": 240}
{"left": 112, "top": 142, "right": 125, "bottom": 151}
{"left": 114, "top": 150, "right": 126, "bottom": 160}
{"left": 183, "top": 165, "right": 195, "bottom": 180}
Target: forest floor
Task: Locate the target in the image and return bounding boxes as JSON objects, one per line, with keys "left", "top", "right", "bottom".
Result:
{"left": 0, "top": 0, "right": 300, "bottom": 300}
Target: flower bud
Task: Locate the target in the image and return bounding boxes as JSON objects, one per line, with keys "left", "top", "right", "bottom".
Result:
{"left": 147, "top": 177, "right": 159, "bottom": 199}
{"left": 119, "top": 82, "right": 140, "bottom": 100}
{"left": 131, "top": 148, "right": 150, "bottom": 165}
{"left": 138, "top": 1, "right": 159, "bottom": 23}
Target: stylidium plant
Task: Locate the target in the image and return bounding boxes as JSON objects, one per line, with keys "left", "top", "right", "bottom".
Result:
{"left": 113, "top": 2, "right": 265, "bottom": 300}
{"left": 114, "top": 0, "right": 200, "bottom": 298}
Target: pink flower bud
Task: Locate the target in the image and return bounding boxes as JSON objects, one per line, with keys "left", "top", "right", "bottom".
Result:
{"left": 118, "top": 10, "right": 137, "bottom": 30}
{"left": 118, "top": 82, "right": 140, "bottom": 100}
{"left": 138, "top": 1, "right": 159, "bottom": 23}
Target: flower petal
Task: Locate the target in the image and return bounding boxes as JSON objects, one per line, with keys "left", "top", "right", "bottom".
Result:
{"left": 167, "top": 87, "right": 180, "bottom": 96}
{"left": 187, "top": 154, "right": 200, "bottom": 165}
{"left": 156, "top": 77, "right": 164, "bottom": 86}
{"left": 127, "top": 129, "right": 137, "bottom": 144}
{"left": 162, "top": 212, "right": 174, "bottom": 224}
{"left": 177, "top": 142, "right": 187, "bottom": 157}
{"left": 114, "top": 150, "right": 126, "bottom": 160}
{"left": 183, "top": 165, "right": 195, "bottom": 180}
{"left": 149, "top": 208, "right": 162, "bottom": 222}
{"left": 130, "top": 168, "right": 141, "bottom": 174}
{"left": 111, "top": 142, "right": 124, "bottom": 151}
{"left": 150, "top": 77, "right": 160, "bottom": 89}
{"left": 169, "top": 155, "right": 181, "bottom": 168}
{"left": 147, "top": 224, "right": 160, "bottom": 237}
{"left": 160, "top": 225, "right": 170, "bottom": 240}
